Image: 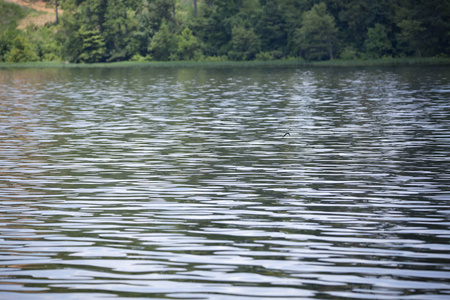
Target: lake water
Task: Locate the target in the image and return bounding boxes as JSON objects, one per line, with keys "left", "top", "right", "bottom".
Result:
{"left": 0, "top": 65, "right": 449, "bottom": 300}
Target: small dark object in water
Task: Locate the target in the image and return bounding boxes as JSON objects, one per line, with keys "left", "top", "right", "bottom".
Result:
{"left": 282, "top": 132, "right": 290, "bottom": 138}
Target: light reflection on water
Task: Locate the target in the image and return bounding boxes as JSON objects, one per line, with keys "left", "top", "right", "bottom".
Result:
{"left": 0, "top": 66, "right": 449, "bottom": 299}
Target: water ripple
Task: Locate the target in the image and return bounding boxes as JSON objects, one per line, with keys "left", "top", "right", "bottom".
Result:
{"left": 1, "top": 66, "right": 449, "bottom": 299}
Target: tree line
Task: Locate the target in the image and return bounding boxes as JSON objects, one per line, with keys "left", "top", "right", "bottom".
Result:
{"left": 1, "top": 0, "right": 449, "bottom": 63}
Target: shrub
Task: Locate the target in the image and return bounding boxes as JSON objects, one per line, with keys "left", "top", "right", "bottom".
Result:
{"left": 131, "top": 54, "right": 152, "bottom": 62}
{"left": 340, "top": 46, "right": 359, "bottom": 60}
{"left": 229, "top": 25, "right": 260, "bottom": 60}
{"left": 6, "top": 35, "right": 38, "bottom": 62}
{"left": 365, "top": 24, "right": 392, "bottom": 58}
{"left": 177, "top": 27, "right": 202, "bottom": 60}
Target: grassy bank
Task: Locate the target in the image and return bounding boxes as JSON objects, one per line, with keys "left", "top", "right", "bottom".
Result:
{"left": 0, "top": 0, "right": 33, "bottom": 31}
{"left": 1, "top": 57, "right": 450, "bottom": 69}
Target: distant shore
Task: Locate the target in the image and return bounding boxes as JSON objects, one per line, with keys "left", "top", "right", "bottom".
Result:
{"left": 1, "top": 57, "right": 450, "bottom": 69}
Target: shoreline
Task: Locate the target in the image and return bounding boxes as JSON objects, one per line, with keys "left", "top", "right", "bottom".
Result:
{"left": 1, "top": 57, "right": 450, "bottom": 69}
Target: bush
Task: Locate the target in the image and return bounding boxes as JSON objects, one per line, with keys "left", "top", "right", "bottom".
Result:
{"left": 255, "top": 51, "right": 273, "bottom": 61}
{"left": 6, "top": 35, "right": 38, "bottom": 62}
{"left": 177, "top": 27, "right": 202, "bottom": 60}
{"left": 229, "top": 25, "right": 260, "bottom": 60}
{"left": 148, "top": 23, "right": 177, "bottom": 61}
{"left": 255, "top": 50, "right": 284, "bottom": 61}
{"left": 29, "top": 27, "right": 61, "bottom": 62}
{"left": 201, "top": 55, "right": 228, "bottom": 62}
{"left": 396, "top": 19, "right": 425, "bottom": 57}
{"left": 340, "top": 46, "right": 359, "bottom": 60}
{"left": 365, "top": 24, "right": 392, "bottom": 58}
{"left": 131, "top": 54, "right": 152, "bottom": 62}
{"left": 0, "top": 30, "right": 17, "bottom": 62}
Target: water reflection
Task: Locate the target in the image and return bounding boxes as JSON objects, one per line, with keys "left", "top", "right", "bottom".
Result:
{"left": 0, "top": 65, "right": 449, "bottom": 299}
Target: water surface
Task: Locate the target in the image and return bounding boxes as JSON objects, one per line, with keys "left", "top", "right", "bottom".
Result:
{"left": 1, "top": 65, "right": 449, "bottom": 299}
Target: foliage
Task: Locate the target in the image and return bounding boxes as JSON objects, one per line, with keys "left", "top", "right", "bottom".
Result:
{"left": 0, "top": 30, "right": 17, "bottom": 62}
{"left": 229, "top": 25, "right": 260, "bottom": 60}
{"left": 339, "top": 46, "right": 359, "bottom": 60}
{"left": 1, "top": 0, "right": 449, "bottom": 63}
{"left": 177, "top": 27, "right": 202, "bottom": 60}
{"left": 147, "top": 0, "right": 175, "bottom": 28}
{"left": 77, "top": 27, "right": 106, "bottom": 63}
{"left": 60, "top": 23, "right": 107, "bottom": 63}
{"left": 396, "top": 19, "right": 425, "bottom": 57}
{"left": 0, "top": 0, "right": 28, "bottom": 32}
{"left": 0, "top": 0, "right": 38, "bottom": 62}
{"left": 27, "top": 26, "right": 62, "bottom": 61}
{"left": 148, "top": 22, "right": 177, "bottom": 61}
{"left": 258, "top": 0, "right": 286, "bottom": 53}
{"left": 131, "top": 53, "right": 152, "bottom": 61}
{"left": 294, "top": 3, "right": 337, "bottom": 60}
{"left": 365, "top": 24, "right": 392, "bottom": 58}
{"left": 255, "top": 51, "right": 275, "bottom": 61}
{"left": 7, "top": 35, "right": 39, "bottom": 62}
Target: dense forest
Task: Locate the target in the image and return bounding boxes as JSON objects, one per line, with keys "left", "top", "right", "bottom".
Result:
{"left": 1, "top": 0, "right": 449, "bottom": 63}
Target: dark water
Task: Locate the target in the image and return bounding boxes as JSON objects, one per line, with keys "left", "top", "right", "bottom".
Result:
{"left": 0, "top": 65, "right": 449, "bottom": 300}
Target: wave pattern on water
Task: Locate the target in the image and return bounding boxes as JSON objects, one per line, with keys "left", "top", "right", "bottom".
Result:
{"left": 0, "top": 66, "right": 450, "bottom": 299}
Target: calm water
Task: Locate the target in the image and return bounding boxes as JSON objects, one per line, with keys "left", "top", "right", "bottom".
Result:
{"left": 0, "top": 65, "right": 449, "bottom": 300}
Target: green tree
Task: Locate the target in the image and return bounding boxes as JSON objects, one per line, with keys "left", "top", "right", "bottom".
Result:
{"left": 190, "top": 0, "right": 242, "bottom": 56}
{"left": 365, "top": 23, "right": 392, "bottom": 58}
{"left": 396, "top": 19, "right": 425, "bottom": 56}
{"left": 0, "top": 30, "right": 17, "bottom": 62}
{"left": 213, "top": 0, "right": 241, "bottom": 16}
{"left": 131, "top": 2, "right": 157, "bottom": 57}
{"left": 258, "top": 0, "right": 286, "bottom": 53}
{"left": 58, "top": 8, "right": 83, "bottom": 62}
{"left": 147, "top": 0, "right": 175, "bottom": 28}
{"left": 148, "top": 22, "right": 177, "bottom": 61}
{"left": 29, "top": 26, "right": 61, "bottom": 61}
{"left": 59, "top": 0, "right": 141, "bottom": 62}
{"left": 331, "top": 0, "right": 393, "bottom": 54}
{"left": 80, "top": 0, "right": 109, "bottom": 33}
{"left": 77, "top": 27, "right": 106, "bottom": 63}
{"left": 103, "top": 6, "right": 139, "bottom": 61}
{"left": 294, "top": 2, "right": 337, "bottom": 60}
{"left": 24, "top": 0, "right": 450, "bottom": 63}
{"left": 229, "top": 25, "right": 260, "bottom": 60}
{"left": 394, "top": 0, "right": 450, "bottom": 57}
{"left": 177, "top": 27, "right": 202, "bottom": 60}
